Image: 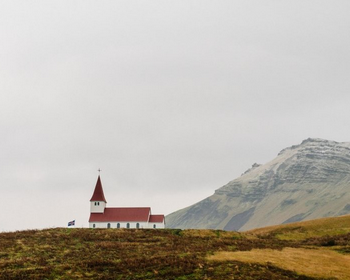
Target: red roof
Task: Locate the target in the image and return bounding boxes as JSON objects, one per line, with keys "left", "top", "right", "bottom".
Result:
{"left": 89, "top": 207, "right": 151, "bottom": 222}
{"left": 149, "top": 215, "right": 165, "bottom": 223}
{"left": 90, "top": 176, "right": 107, "bottom": 202}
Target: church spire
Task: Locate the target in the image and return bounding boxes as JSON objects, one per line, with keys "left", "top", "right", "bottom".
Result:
{"left": 90, "top": 175, "right": 107, "bottom": 203}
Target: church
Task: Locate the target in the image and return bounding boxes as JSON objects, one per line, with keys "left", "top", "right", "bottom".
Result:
{"left": 88, "top": 175, "right": 165, "bottom": 229}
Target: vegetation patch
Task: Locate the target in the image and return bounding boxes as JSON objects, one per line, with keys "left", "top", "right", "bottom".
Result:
{"left": 1, "top": 216, "right": 349, "bottom": 279}
{"left": 247, "top": 215, "right": 350, "bottom": 240}
{"left": 208, "top": 247, "right": 350, "bottom": 279}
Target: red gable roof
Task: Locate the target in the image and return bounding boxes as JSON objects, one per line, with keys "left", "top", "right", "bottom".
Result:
{"left": 90, "top": 176, "right": 107, "bottom": 202}
{"left": 89, "top": 207, "right": 151, "bottom": 222}
{"left": 149, "top": 215, "right": 165, "bottom": 223}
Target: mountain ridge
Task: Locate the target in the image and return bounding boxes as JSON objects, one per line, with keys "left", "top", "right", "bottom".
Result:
{"left": 166, "top": 138, "right": 350, "bottom": 230}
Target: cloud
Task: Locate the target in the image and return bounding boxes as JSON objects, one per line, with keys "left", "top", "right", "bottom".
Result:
{"left": 1, "top": 1, "right": 350, "bottom": 231}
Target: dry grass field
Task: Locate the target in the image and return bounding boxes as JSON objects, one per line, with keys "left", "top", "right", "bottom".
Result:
{"left": 208, "top": 247, "right": 350, "bottom": 280}
{"left": 0, "top": 215, "right": 349, "bottom": 279}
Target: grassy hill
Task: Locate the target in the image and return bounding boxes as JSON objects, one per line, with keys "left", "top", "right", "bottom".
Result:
{"left": 1, "top": 216, "right": 350, "bottom": 279}
{"left": 247, "top": 214, "right": 350, "bottom": 240}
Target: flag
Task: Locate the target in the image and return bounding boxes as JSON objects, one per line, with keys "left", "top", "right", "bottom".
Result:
{"left": 68, "top": 220, "right": 75, "bottom": 227}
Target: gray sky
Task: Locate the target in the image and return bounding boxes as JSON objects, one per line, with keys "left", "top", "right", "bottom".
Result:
{"left": 1, "top": 1, "right": 350, "bottom": 231}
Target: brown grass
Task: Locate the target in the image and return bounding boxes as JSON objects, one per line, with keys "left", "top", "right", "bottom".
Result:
{"left": 208, "top": 247, "right": 350, "bottom": 279}
{"left": 1, "top": 221, "right": 349, "bottom": 279}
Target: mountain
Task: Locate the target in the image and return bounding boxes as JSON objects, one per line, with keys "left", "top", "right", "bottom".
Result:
{"left": 166, "top": 138, "right": 350, "bottom": 231}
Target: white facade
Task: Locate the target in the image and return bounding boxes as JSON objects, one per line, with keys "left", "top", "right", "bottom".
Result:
{"left": 90, "top": 201, "right": 106, "bottom": 213}
{"left": 89, "top": 221, "right": 165, "bottom": 229}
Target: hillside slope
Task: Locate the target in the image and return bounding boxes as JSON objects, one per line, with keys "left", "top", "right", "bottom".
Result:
{"left": 246, "top": 214, "right": 350, "bottom": 240}
{"left": 166, "top": 138, "right": 350, "bottom": 231}
{"left": 1, "top": 217, "right": 350, "bottom": 279}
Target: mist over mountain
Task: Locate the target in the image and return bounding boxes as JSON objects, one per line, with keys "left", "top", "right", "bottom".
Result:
{"left": 166, "top": 138, "right": 350, "bottom": 231}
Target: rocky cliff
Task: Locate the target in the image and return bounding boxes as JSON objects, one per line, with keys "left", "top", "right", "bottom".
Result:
{"left": 166, "top": 138, "right": 350, "bottom": 231}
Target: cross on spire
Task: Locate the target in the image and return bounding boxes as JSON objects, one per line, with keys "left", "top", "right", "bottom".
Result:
{"left": 98, "top": 168, "right": 102, "bottom": 175}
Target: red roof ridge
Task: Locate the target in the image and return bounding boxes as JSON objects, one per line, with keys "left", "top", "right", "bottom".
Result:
{"left": 107, "top": 207, "right": 151, "bottom": 209}
{"left": 90, "top": 175, "right": 107, "bottom": 202}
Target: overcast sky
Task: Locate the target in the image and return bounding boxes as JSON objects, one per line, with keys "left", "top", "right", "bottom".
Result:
{"left": 1, "top": 1, "right": 350, "bottom": 231}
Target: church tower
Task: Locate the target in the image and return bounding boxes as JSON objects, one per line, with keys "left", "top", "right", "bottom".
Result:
{"left": 90, "top": 175, "right": 107, "bottom": 213}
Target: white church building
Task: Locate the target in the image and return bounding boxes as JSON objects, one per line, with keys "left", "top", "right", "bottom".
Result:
{"left": 88, "top": 176, "right": 165, "bottom": 229}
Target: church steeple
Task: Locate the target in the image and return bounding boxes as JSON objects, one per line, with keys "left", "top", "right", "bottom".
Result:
{"left": 90, "top": 175, "right": 107, "bottom": 213}
{"left": 90, "top": 175, "right": 107, "bottom": 203}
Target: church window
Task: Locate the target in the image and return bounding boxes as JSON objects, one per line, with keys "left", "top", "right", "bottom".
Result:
{"left": 93, "top": 224, "right": 96, "bottom": 228}
{"left": 136, "top": 223, "right": 140, "bottom": 229}
{"left": 153, "top": 224, "right": 156, "bottom": 229}
{"left": 117, "top": 223, "right": 120, "bottom": 228}
{"left": 94, "top": 202, "right": 97, "bottom": 206}
{"left": 127, "top": 223, "right": 130, "bottom": 229}
{"left": 107, "top": 223, "right": 111, "bottom": 228}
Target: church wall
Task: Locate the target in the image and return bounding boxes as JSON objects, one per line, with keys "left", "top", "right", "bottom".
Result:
{"left": 90, "top": 201, "right": 106, "bottom": 213}
{"left": 89, "top": 221, "right": 165, "bottom": 229}
{"left": 89, "top": 221, "right": 148, "bottom": 229}
{"left": 151, "top": 222, "right": 165, "bottom": 229}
